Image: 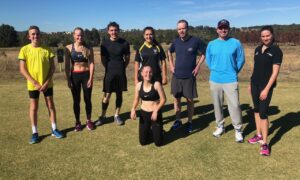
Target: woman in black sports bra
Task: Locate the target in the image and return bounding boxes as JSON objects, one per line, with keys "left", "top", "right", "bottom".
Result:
{"left": 131, "top": 65, "right": 166, "bottom": 146}
{"left": 65, "top": 27, "right": 95, "bottom": 132}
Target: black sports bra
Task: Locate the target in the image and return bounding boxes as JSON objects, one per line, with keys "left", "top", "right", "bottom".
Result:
{"left": 139, "top": 81, "right": 159, "bottom": 101}
{"left": 70, "top": 44, "right": 89, "bottom": 63}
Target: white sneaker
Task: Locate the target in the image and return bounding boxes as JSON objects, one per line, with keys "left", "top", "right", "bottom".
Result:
{"left": 213, "top": 127, "right": 224, "bottom": 138}
{"left": 235, "top": 130, "right": 244, "bottom": 143}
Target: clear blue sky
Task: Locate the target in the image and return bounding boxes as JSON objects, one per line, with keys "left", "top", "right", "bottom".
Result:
{"left": 1, "top": 0, "right": 299, "bottom": 32}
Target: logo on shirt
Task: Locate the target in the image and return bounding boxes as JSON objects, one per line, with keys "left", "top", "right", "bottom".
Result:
{"left": 266, "top": 53, "right": 273, "bottom": 57}
{"left": 255, "top": 51, "right": 259, "bottom": 56}
{"left": 153, "top": 49, "right": 158, "bottom": 54}
{"left": 188, "top": 48, "right": 193, "bottom": 52}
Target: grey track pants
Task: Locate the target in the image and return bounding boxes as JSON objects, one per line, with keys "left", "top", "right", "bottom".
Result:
{"left": 209, "top": 81, "right": 242, "bottom": 130}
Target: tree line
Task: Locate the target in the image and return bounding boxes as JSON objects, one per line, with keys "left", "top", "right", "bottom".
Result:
{"left": 1, "top": 24, "right": 300, "bottom": 49}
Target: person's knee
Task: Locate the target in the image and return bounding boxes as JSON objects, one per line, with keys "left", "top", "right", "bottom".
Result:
{"left": 30, "top": 103, "right": 38, "bottom": 112}
{"left": 259, "top": 112, "right": 268, "bottom": 119}
{"left": 46, "top": 99, "right": 56, "bottom": 111}
{"left": 139, "top": 138, "right": 148, "bottom": 146}
{"left": 154, "top": 138, "right": 163, "bottom": 147}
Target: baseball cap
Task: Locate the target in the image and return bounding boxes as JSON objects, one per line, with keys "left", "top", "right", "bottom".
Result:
{"left": 217, "top": 19, "right": 230, "bottom": 28}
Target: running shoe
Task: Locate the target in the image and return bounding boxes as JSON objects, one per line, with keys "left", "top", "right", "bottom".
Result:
{"left": 235, "top": 130, "right": 244, "bottom": 143}
{"left": 213, "top": 127, "right": 224, "bottom": 138}
{"left": 95, "top": 116, "right": 105, "bottom": 126}
{"left": 29, "top": 133, "right": 39, "bottom": 144}
{"left": 114, "top": 115, "right": 124, "bottom": 126}
{"left": 186, "top": 122, "right": 193, "bottom": 133}
{"left": 86, "top": 120, "right": 95, "bottom": 130}
{"left": 260, "top": 144, "right": 270, "bottom": 156}
{"left": 74, "top": 122, "right": 82, "bottom": 132}
{"left": 248, "top": 134, "right": 263, "bottom": 144}
{"left": 171, "top": 120, "right": 182, "bottom": 130}
{"left": 52, "top": 129, "right": 64, "bottom": 139}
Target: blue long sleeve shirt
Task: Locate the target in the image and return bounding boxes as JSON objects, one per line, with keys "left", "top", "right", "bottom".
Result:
{"left": 206, "top": 37, "right": 245, "bottom": 83}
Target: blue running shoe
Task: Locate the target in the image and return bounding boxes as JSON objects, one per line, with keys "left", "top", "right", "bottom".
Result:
{"left": 171, "top": 120, "right": 182, "bottom": 130}
{"left": 29, "top": 133, "right": 39, "bottom": 144}
{"left": 186, "top": 122, "right": 192, "bottom": 133}
{"left": 52, "top": 129, "right": 64, "bottom": 139}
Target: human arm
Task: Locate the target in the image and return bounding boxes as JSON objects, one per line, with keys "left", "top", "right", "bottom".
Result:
{"left": 65, "top": 46, "right": 72, "bottom": 88}
{"left": 87, "top": 47, "right": 95, "bottom": 88}
{"left": 260, "top": 64, "right": 281, "bottom": 100}
{"left": 40, "top": 57, "right": 55, "bottom": 92}
{"left": 134, "top": 61, "right": 140, "bottom": 85}
{"left": 236, "top": 41, "right": 245, "bottom": 73}
{"left": 100, "top": 44, "right": 107, "bottom": 67}
{"left": 205, "top": 43, "right": 211, "bottom": 70}
{"left": 19, "top": 60, "right": 41, "bottom": 90}
{"left": 124, "top": 42, "right": 130, "bottom": 68}
{"left": 151, "top": 82, "right": 166, "bottom": 121}
{"left": 131, "top": 82, "right": 142, "bottom": 120}
{"left": 167, "top": 50, "right": 175, "bottom": 74}
{"left": 124, "top": 54, "right": 130, "bottom": 68}
{"left": 161, "top": 60, "right": 168, "bottom": 85}
{"left": 192, "top": 53, "right": 205, "bottom": 77}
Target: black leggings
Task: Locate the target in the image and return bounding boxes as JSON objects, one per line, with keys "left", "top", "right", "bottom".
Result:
{"left": 139, "top": 109, "right": 164, "bottom": 147}
{"left": 251, "top": 82, "right": 273, "bottom": 119}
{"left": 70, "top": 71, "right": 92, "bottom": 122}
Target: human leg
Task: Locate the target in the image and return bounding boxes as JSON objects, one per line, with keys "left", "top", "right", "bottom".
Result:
{"left": 209, "top": 82, "right": 225, "bottom": 137}
{"left": 223, "top": 82, "right": 242, "bottom": 130}
{"left": 139, "top": 110, "right": 151, "bottom": 145}
{"left": 151, "top": 111, "right": 164, "bottom": 146}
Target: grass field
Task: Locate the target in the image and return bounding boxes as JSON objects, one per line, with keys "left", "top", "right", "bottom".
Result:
{"left": 0, "top": 78, "right": 299, "bottom": 179}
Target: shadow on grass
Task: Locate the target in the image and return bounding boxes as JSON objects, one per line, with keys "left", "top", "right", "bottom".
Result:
{"left": 269, "top": 111, "right": 300, "bottom": 147}
{"left": 163, "top": 102, "right": 216, "bottom": 145}
{"left": 242, "top": 106, "right": 280, "bottom": 137}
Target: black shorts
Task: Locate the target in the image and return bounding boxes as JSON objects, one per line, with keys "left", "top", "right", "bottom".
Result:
{"left": 251, "top": 82, "right": 273, "bottom": 119}
{"left": 28, "top": 87, "right": 53, "bottom": 99}
{"left": 103, "top": 73, "right": 127, "bottom": 93}
{"left": 171, "top": 77, "right": 198, "bottom": 99}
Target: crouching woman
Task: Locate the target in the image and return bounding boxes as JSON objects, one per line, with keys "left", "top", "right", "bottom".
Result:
{"left": 131, "top": 65, "right": 166, "bottom": 146}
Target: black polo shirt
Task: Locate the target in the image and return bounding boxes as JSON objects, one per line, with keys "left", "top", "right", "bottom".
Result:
{"left": 101, "top": 38, "right": 130, "bottom": 74}
{"left": 135, "top": 42, "right": 166, "bottom": 77}
{"left": 251, "top": 43, "right": 283, "bottom": 88}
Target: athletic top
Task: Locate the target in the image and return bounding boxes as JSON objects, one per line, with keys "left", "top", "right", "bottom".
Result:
{"left": 135, "top": 42, "right": 166, "bottom": 77}
{"left": 169, "top": 36, "right": 206, "bottom": 79}
{"left": 101, "top": 38, "right": 130, "bottom": 74}
{"left": 139, "top": 81, "right": 159, "bottom": 101}
{"left": 18, "top": 44, "right": 55, "bottom": 91}
{"left": 206, "top": 37, "right": 245, "bottom": 83}
{"left": 251, "top": 43, "right": 283, "bottom": 88}
{"left": 70, "top": 44, "right": 89, "bottom": 63}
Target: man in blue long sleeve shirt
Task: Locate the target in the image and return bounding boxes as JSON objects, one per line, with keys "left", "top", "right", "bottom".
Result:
{"left": 206, "top": 19, "right": 245, "bottom": 142}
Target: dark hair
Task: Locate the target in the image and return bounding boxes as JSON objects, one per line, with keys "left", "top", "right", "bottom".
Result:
{"left": 143, "top": 26, "right": 155, "bottom": 35}
{"left": 107, "top": 22, "right": 120, "bottom": 31}
{"left": 28, "top": 25, "right": 40, "bottom": 34}
{"left": 177, "top": 19, "right": 189, "bottom": 27}
{"left": 260, "top": 25, "right": 274, "bottom": 34}
{"left": 73, "top": 27, "right": 84, "bottom": 34}
{"left": 143, "top": 26, "right": 160, "bottom": 46}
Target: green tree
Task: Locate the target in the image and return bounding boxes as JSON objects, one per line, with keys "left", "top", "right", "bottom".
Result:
{"left": 0, "top": 24, "right": 19, "bottom": 47}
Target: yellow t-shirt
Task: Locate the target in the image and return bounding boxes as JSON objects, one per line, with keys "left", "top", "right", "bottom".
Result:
{"left": 18, "top": 44, "right": 55, "bottom": 91}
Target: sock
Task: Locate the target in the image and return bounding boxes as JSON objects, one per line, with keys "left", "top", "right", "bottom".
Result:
{"left": 51, "top": 123, "right": 57, "bottom": 131}
{"left": 32, "top": 126, "right": 38, "bottom": 134}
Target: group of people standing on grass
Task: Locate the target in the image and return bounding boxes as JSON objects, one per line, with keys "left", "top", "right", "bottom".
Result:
{"left": 19, "top": 19, "right": 282, "bottom": 156}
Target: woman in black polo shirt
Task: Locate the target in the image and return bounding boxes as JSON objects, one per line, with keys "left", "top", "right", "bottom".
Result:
{"left": 247, "top": 26, "right": 283, "bottom": 156}
{"left": 134, "top": 26, "right": 167, "bottom": 85}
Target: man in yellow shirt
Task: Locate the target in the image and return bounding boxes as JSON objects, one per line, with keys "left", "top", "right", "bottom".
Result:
{"left": 19, "top": 26, "right": 63, "bottom": 144}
